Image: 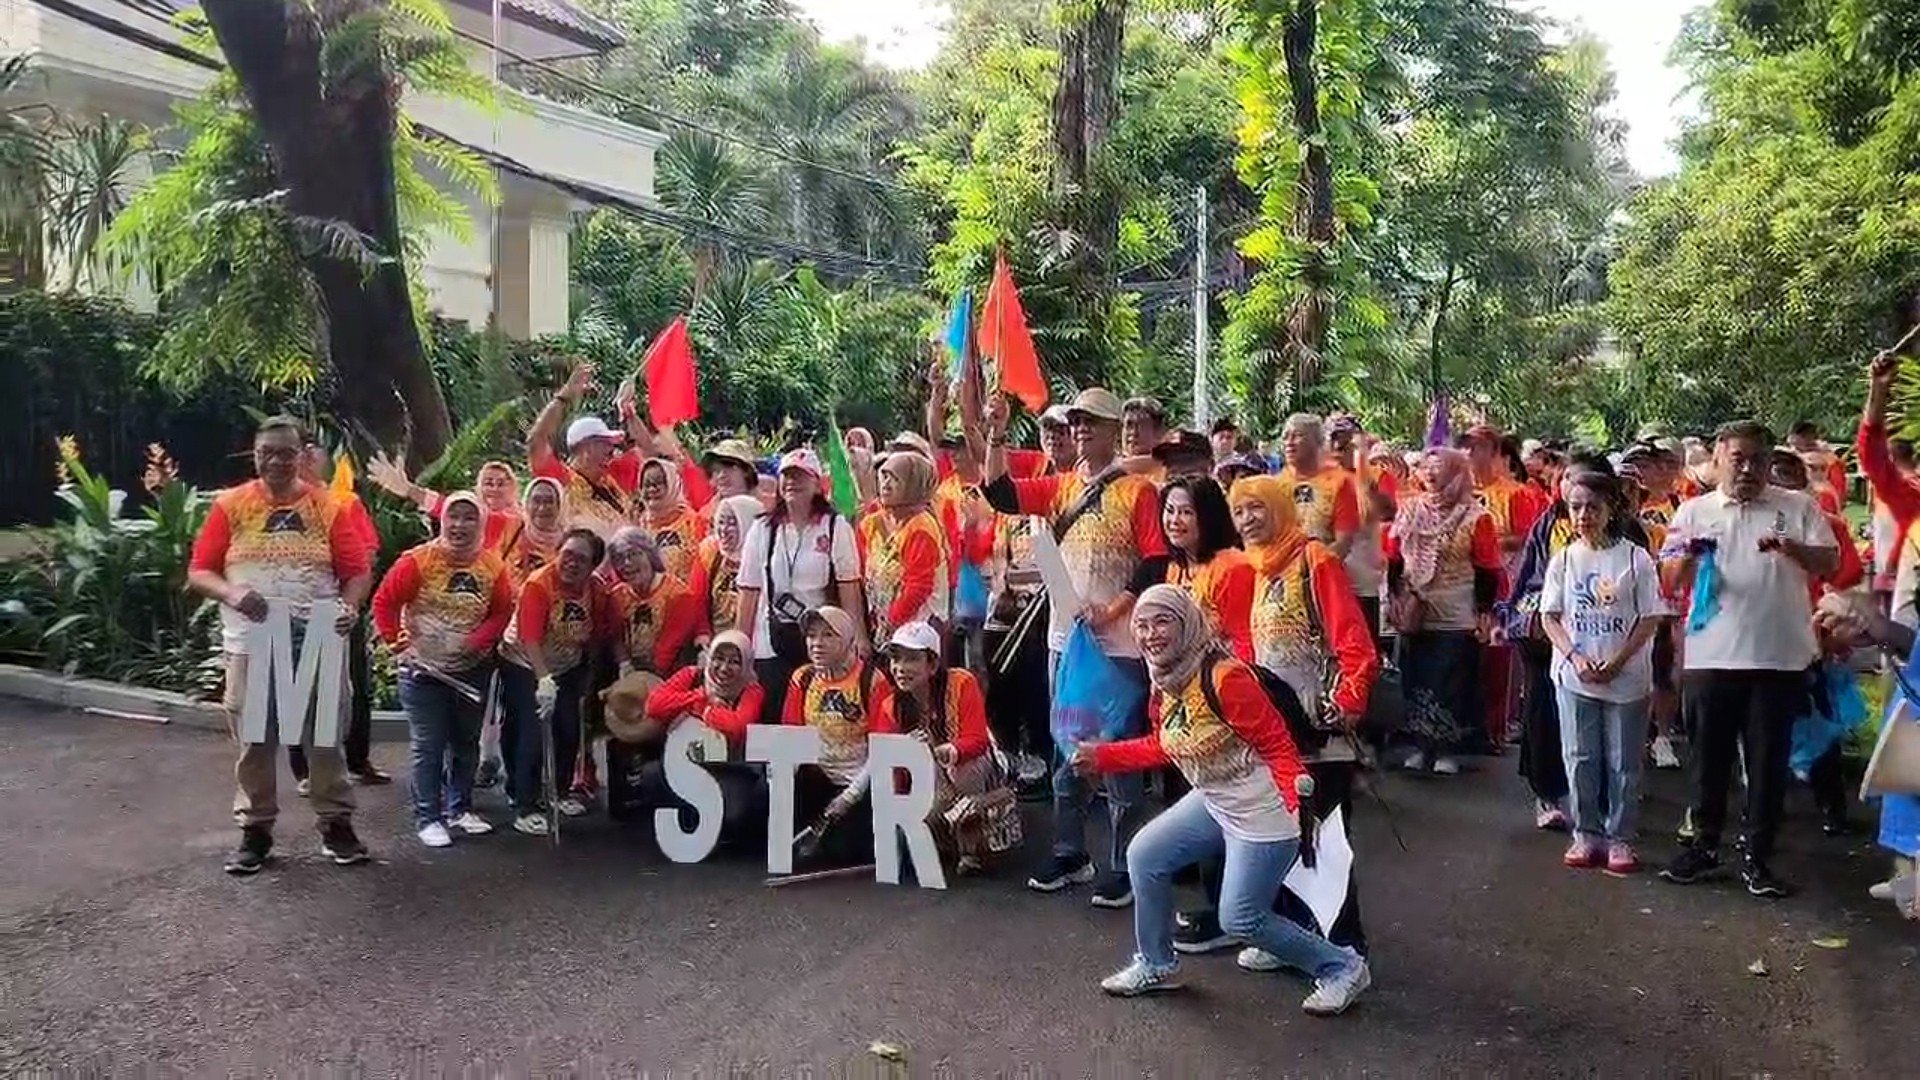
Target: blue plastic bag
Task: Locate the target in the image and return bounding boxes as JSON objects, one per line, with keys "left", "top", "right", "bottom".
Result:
{"left": 955, "top": 560, "right": 989, "bottom": 625}
{"left": 1050, "top": 620, "right": 1145, "bottom": 752}
{"left": 1686, "top": 550, "right": 1720, "bottom": 635}
{"left": 1790, "top": 661, "right": 1869, "bottom": 779}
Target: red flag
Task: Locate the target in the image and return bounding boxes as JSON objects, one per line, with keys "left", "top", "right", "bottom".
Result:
{"left": 643, "top": 316, "right": 699, "bottom": 428}
{"left": 977, "top": 250, "right": 1048, "bottom": 413}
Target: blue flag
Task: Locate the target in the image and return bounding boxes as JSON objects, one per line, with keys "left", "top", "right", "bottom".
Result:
{"left": 944, "top": 287, "right": 974, "bottom": 378}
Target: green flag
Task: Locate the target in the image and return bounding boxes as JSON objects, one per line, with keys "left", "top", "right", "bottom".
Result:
{"left": 823, "top": 415, "right": 860, "bottom": 518}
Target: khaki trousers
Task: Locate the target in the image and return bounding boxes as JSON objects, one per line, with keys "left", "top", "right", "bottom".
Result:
{"left": 221, "top": 652, "right": 354, "bottom": 828}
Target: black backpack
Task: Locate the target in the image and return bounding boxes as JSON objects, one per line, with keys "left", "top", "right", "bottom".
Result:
{"left": 1197, "top": 654, "right": 1325, "bottom": 756}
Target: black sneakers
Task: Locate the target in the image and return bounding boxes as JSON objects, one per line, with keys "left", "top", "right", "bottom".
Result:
{"left": 319, "top": 819, "right": 371, "bottom": 866}
{"left": 1026, "top": 854, "right": 1096, "bottom": 892}
{"left": 349, "top": 765, "right": 392, "bottom": 786}
{"left": 1172, "top": 909, "right": 1235, "bottom": 954}
{"left": 1742, "top": 858, "right": 1793, "bottom": 899}
{"left": 1090, "top": 874, "right": 1134, "bottom": 909}
{"left": 1659, "top": 845, "right": 1721, "bottom": 885}
{"left": 223, "top": 826, "right": 273, "bottom": 876}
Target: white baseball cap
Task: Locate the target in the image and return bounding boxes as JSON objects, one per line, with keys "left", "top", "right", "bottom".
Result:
{"left": 565, "top": 416, "right": 624, "bottom": 450}
{"left": 887, "top": 621, "right": 942, "bottom": 655}
{"left": 777, "top": 448, "right": 824, "bottom": 478}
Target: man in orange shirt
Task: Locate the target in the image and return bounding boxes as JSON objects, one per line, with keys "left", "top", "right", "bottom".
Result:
{"left": 1278, "top": 413, "right": 1361, "bottom": 560}
{"left": 979, "top": 387, "right": 1168, "bottom": 908}
{"left": 188, "top": 416, "right": 376, "bottom": 875}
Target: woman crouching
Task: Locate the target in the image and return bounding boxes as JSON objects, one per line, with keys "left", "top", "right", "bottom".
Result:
{"left": 784, "top": 606, "right": 890, "bottom": 869}
{"left": 625, "top": 630, "right": 771, "bottom": 847}
{"left": 1072, "top": 585, "right": 1371, "bottom": 1013}
{"left": 877, "top": 622, "right": 1021, "bottom": 875}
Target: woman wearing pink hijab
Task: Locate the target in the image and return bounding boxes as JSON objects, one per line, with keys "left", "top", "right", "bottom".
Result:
{"left": 1383, "top": 448, "right": 1504, "bottom": 775}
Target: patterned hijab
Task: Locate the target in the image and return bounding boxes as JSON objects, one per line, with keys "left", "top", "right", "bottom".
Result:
{"left": 1133, "top": 583, "right": 1224, "bottom": 694}
{"left": 639, "top": 457, "right": 688, "bottom": 522}
{"left": 1229, "top": 475, "right": 1308, "bottom": 577}
{"left": 1391, "top": 448, "right": 1480, "bottom": 591}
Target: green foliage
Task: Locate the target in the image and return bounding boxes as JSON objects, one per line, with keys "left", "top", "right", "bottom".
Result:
{"left": 1609, "top": 0, "right": 1920, "bottom": 437}
{"left": 107, "top": 1, "right": 497, "bottom": 399}
{"left": 0, "top": 441, "right": 221, "bottom": 697}
{"left": 1223, "top": 0, "right": 1628, "bottom": 438}
{"left": 568, "top": 208, "right": 934, "bottom": 434}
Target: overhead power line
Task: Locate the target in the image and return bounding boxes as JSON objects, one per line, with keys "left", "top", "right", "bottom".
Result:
{"left": 439, "top": 20, "right": 919, "bottom": 197}
{"left": 32, "top": 0, "right": 925, "bottom": 280}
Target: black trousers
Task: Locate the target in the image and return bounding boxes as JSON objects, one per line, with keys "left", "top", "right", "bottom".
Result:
{"left": 1516, "top": 641, "right": 1568, "bottom": 804}
{"left": 1681, "top": 668, "right": 1806, "bottom": 862}
{"left": 755, "top": 656, "right": 802, "bottom": 726}
{"left": 984, "top": 594, "right": 1051, "bottom": 759}
{"left": 290, "top": 616, "right": 373, "bottom": 778}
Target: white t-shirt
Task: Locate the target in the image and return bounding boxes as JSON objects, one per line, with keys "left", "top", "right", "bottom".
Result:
{"left": 1667, "top": 487, "right": 1831, "bottom": 671}
{"left": 1540, "top": 539, "right": 1665, "bottom": 703}
{"left": 737, "top": 513, "right": 863, "bottom": 661}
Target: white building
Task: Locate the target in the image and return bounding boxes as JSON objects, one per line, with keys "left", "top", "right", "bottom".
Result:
{"left": 0, "top": 0, "right": 662, "bottom": 337}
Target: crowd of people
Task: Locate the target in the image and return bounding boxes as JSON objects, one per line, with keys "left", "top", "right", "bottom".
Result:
{"left": 179, "top": 346, "right": 1920, "bottom": 1014}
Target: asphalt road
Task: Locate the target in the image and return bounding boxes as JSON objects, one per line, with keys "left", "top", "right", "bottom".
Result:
{"left": 3, "top": 698, "right": 1917, "bottom": 1076}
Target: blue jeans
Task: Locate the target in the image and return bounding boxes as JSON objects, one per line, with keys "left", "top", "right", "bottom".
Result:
{"left": 1049, "top": 650, "right": 1149, "bottom": 873}
{"left": 500, "top": 663, "right": 587, "bottom": 816}
{"left": 1130, "top": 791, "right": 1355, "bottom": 973}
{"left": 1555, "top": 687, "right": 1648, "bottom": 842}
{"left": 399, "top": 664, "right": 492, "bottom": 827}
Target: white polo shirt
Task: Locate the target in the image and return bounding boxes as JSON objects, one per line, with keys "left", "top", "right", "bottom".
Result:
{"left": 1668, "top": 486, "right": 1831, "bottom": 671}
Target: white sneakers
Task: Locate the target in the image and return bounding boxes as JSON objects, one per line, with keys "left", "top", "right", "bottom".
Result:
{"left": 556, "top": 797, "right": 589, "bottom": 818}
{"left": 417, "top": 822, "right": 453, "bottom": 849}
{"left": 1651, "top": 735, "right": 1681, "bottom": 770}
{"left": 450, "top": 812, "right": 493, "bottom": 836}
{"left": 1237, "top": 947, "right": 1284, "bottom": 972}
{"left": 1302, "top": 952, "right": 1372, "bottom": 1016}
{"left": 512, "top": 812, "right": 551, "bottom": 836}
{"left": 1100, "top": 956, "right": 1183, "bottom": 997}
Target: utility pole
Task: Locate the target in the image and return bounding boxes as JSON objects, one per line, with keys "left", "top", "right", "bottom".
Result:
{"left": 487, "top": 0, "right": 503, "bottom": 332}
{"left": 1191, "top": 186, "right": 1210, "bottom": 430}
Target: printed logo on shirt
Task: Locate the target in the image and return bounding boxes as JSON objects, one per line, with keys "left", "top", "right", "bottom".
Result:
{"left": 1292, "top": 483, "right": 1317, "bottom": 509}
{"left": 1571, "top": 570, "right": 1628, "bottom": 636}
{"left": 657, "top": 532, "right": 682, "bottom": 549}
{"left": 1773, "top": 511, "right": 1788, "bottom": 535}
{"left": 560, "top": 600, "right": 588, "bottom": 624}
{"left": 1161, "top": 696, "right": 1191, "bottom": 736}
{"left": 818, "top": 687, "right": 861, "bottom": 723}
{"left": 446, "top": 570, "right": 482, "bottom": 596}
{"left": 815, "top": 533, "right": 832, "bottom": 554}
{"left": 265, "top": 508, "right": 307, "bottom": 534}
{"left": 632, "top": 603, "right": 655, "bottom": 627}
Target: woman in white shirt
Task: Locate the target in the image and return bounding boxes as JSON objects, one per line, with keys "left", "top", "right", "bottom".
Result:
{"left": 1539, "top": 470, "right": 1667, "bottom": 875}
{"left": 736, "top": 448, "right": 868, "bottom": 722}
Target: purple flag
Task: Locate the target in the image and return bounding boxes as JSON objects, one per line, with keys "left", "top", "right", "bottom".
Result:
{"left": 1425, "top": 391, "right": 1451, "bottom": 449}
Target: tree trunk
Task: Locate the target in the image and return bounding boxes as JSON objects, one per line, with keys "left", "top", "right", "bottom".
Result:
{"left": 202, "top": 0, "right": 452, "bottom": 468}
{"left": 1279, "top": 0, "right": 1334, "bottom": 410}
{"left": 1050, "top": 0, "right": 1127, "bottom": 379}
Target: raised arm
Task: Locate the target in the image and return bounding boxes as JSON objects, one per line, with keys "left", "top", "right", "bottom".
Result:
{"left": 528, "top": 362, "right": 593, "bottom": 472}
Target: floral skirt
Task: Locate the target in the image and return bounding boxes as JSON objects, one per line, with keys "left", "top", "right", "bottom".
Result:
{"left": 1400, "top": 630, "right": 1481, "bottom": 752}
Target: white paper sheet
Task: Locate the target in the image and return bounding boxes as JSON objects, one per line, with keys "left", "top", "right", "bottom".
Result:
{"left": 1282, "top": 807, "right": 1354, "bottom": 936}
{"left": 1029, "top": 529, "right": 1082, "bottom": 617}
